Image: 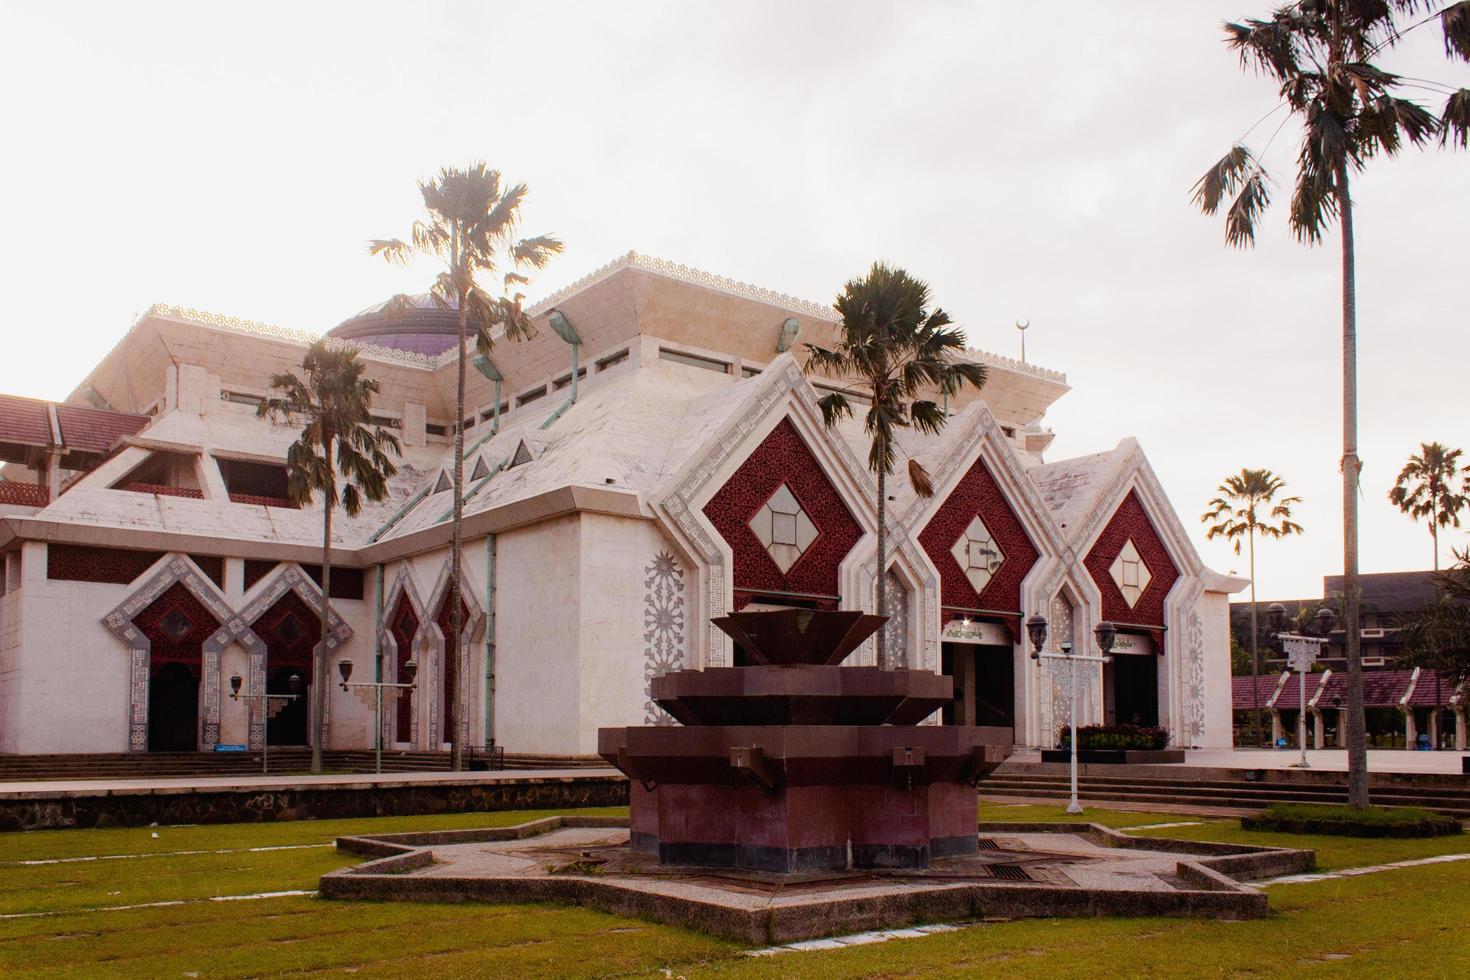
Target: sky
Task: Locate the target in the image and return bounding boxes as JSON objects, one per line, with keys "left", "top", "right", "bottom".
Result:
{"left": 1, "top": 1, "right": 1466, "bottom": 599}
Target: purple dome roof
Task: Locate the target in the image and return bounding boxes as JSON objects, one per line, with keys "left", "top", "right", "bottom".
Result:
{"left": 328, "top": 294, "right": 462, "bottom": 356}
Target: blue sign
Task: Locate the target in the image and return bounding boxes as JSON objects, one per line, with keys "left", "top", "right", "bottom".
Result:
{"left": 214, "top": 743, "right": 247, "bottom": 753}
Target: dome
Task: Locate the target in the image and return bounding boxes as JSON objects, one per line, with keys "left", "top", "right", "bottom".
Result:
{"left": 328, "top": 294, "right": 463, "bottom": 356}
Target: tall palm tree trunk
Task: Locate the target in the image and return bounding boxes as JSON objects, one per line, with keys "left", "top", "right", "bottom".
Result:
{"left": 1431, "top": 487, "right": 1440, "bottom": 572}
{"left": 449, "top": 276, "right": 467, "bottom": 772}
{"left": 1337, "top": 161, "right": 1369, "bottom": 808}
{"left": 313, "top": 457, "right": 334, "bottom": 775}
{"left": 875, "top": 450, "right": 888, "bottom": 669}
{"left": 1248, "top": 528, "right": 1261, "bottom": 747}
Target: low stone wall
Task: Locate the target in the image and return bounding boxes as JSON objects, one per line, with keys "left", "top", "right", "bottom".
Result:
{"left": 0, "top": 774, "right": 629, "bottom": 832}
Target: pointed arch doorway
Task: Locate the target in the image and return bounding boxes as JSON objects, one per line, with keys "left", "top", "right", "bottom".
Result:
{"left": 133, "top": 582, "right": 222, "bottom": 752}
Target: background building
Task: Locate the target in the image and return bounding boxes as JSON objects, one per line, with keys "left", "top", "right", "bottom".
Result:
{"left": 1231, "top": 571, "right": 1467, "bottom": 750}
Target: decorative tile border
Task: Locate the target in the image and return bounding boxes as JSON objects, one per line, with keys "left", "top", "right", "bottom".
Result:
{"left": 102, "top": 555, "right": 264, "bottom": 752}
{"left": 419, "top": 561, "right": 485, "bottom": 750}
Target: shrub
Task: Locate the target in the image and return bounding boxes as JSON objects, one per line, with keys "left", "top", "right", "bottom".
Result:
{"left": 1242, "top": 802, "right": 1463, "bottom": 838}
{"left": 1058, "top": 724, "right": 1169, "bottom": 751}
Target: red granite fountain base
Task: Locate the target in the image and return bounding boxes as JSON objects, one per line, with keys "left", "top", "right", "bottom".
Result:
{"left": 604, "top": 721, "right": 1011, "bottom": 872}
{"left": 628, "top": 779, "right": 985, "bottom": 872}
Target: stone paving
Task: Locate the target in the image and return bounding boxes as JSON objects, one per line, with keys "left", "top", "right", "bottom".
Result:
{"left": 321, "top": 817, "right": 1315, "bottom": 944}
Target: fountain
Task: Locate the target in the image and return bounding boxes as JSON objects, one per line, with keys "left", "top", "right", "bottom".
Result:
{"left": 322, "top": 609, "right": 1314, "bottom": 945}
{"left": 598, "top": 608, "right": 1012, "bottom": 872}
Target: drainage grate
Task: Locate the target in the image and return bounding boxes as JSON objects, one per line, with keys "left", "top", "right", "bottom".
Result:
{"left": 988, "top": 863, "right": 1031, "bottom": 882}
{"left": 976, "top": 838, "right": 1001, "bottom": 851}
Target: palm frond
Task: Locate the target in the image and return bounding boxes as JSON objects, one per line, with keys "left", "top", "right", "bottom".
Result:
{"left": 907, "top": 458, "right": 935, "bottom": 499}
{"left": 1441, "top": 89, "right": 1470, "bottom": 147}
{"left": 1191, "top": 145, "right": 1260, "bottom": 214}
{"left": 1444, "top": 1, "right": 1470, "bottom": 61}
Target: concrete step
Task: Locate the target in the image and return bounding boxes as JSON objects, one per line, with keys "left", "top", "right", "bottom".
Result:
{"left": 982, "top": 776, "right": 1470, "bottom": 804}
{"left": 979, "top": 779, "right": 1470, "bottom": 817}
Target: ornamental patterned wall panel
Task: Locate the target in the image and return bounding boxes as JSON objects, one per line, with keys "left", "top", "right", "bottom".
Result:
{"left": 50, "top": 545, "right": 165, "bottom": 585}
{"left": 132, "top": 582, "right": 221, "bottom": 675}
{"left": 701, "top": 418, "right": 863, "bottom": 609}
{"left": 642, "top": 551, "right": 686, "bottom": 725}
{"left": 916, "top": 456, "right": 1040, "bottom": 630}
{"left": 1083, "top": 489, "right": 1180, "bottom": 637}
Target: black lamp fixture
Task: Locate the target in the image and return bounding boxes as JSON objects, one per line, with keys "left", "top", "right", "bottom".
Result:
{"left": 1026, "top": 614, "right": 1048, "bottom": 660}
{"left": 1094, "top": 620, "right": 1117, "bottom": 657}
{"left": 399, "top": 659, "right": 419, "bottom": 685}
{"left": 338, "top": 659, "right": 353, "bottom": 689}
{"left": 229, "top": 674, "right": 242, "bottom": 699}
{"left": 1267, "top": 601, "right": 1287, "bottom": 633}
{"left": 288, "top": 673, "right": 303, "bottom": 695}
{"left": 1315, "top": 606, "right": 1337, "bottom": 637}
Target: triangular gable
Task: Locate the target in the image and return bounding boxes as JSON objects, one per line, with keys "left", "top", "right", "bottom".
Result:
{"left": 656, "top": 352, "right": 884, "bottom": 666}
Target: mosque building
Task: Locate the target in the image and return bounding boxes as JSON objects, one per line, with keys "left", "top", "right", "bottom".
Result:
{"left": 0, "top": 252, "right": 1245, "bottom": 757}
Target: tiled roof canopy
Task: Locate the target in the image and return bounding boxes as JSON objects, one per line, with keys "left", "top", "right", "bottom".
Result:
{"left": 0, "top": 394, "right": 148, "bottom": 458}
{"left": 0, "top": 394, "right": 53, "bottom": 448}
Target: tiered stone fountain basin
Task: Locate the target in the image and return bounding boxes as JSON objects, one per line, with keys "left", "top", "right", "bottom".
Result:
{"left": 598, "top": 609, "right": 1012, "bottom": 873}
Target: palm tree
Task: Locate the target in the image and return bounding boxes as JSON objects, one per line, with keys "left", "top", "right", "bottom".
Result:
{"left": 259, "top": 340, "right": 402, "bottom": 773}
{"left": 1397, "top": 548, "right": 1470, "bottom": 686}
{"left": 1389, "top": 442, "right": 1469, "bottom": 571}
{"left": 371, "top": 164, "right": 561, "bottom": 770}
{"left": 1192, "top": 2, "right": 1470, "bottom": 807}
{"left": 805, "top": 263, "right": 986, "bottom": 668}
{"left": 1202, "top": 469, "right": 1304, "bottom": 747}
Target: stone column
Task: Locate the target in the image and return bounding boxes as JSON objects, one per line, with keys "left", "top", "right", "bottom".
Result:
{"left": 1403, "top": 708, "right": 1416, "bottom": 750}
{"left": 1428, "top": 709, "right": 1440, "bottom": 750}
{"left": 1455, "top": 708, "right": 1467, "bottom": 751}
{"left": 1311, "top": 709, "right": 1325, "bottom": 749}
{"left": 1270, "top": 710, "right": 1282, "bottom": 746}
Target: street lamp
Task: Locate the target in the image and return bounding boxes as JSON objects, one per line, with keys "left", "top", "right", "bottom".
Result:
{"left": 1270, "top": 605, "right": 1335, "bottom": 769}
{"left": 229, "top": 671, "right": 302, "bottom": 774}
{"left": 1029, "top": 613, "right": 1115, "bottom": 814}
{"left": 338, "top": 657, "right": 418, "bottom": 775}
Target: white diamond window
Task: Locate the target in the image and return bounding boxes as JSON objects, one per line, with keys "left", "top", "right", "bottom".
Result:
{"left": 1109, "top": 539, "right": 1152, "bottom": 608}
{"left": 949, "top": 516, "right": 1005, "bottom": 594}
{"left": 749, "top": 483, "right": 818, "bottom": 573}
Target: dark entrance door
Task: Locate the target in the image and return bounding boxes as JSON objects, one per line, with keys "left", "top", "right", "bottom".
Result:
{"left": 267, "top": 666, "right": 309, "bottom": 746}
{"left": 1109, "top": 654, "right": 1159, "bottom": 727}
{"left": 148, "top": 662, "right": 198, "bottom": 752}
{"left": 252, "top": 590, "right": 320, "bottom": 749}
{"left": 941, "top": 642, "right": 1014, "bottom": 735}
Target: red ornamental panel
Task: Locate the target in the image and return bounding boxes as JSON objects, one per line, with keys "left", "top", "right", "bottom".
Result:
{"left": 917, "top": 456, "right": 1039, "bottom": 627}
{"left": 702, "top": 417, "right": 864, "bottom": 610}
{"left": 253, "top": 590, "right": 322, "bottom": 674}
{"left": 389, "top": 595, "right": 419, "bottom": 743}
{"left": 436, "top": 593, "right": 470, "bottom": 742}
{"left": 133, "top": 582, "right": 221, "bottom": 676}
{"left": 47, "top": 544, "right": 165, "bottom": 585}
{"left": 1083, "top": 489, "right": 1180, "bottom": 635}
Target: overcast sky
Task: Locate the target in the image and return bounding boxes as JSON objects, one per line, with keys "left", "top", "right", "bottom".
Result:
{"left": 1, "top": 1, "right": 1466, "bottom": 599}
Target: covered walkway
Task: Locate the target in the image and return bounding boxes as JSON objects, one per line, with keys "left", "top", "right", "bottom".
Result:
{"left": 1233, "top": 668, "right": 1467, "bottom": 750}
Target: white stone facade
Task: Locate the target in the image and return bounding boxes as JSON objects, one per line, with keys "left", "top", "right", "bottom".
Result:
{"left": 0, "top": 254, "right": 1245, "bottom": 757}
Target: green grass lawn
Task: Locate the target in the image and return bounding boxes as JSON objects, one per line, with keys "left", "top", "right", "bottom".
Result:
{"left": 0, "top": 802, "right": 1465, "bottom": 978}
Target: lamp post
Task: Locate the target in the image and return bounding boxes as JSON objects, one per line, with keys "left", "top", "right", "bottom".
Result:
{"left": 1028, "top": 615, "right": 1115, "bottom": 815}
{"left": 228, "top": 671, "right": 302, "bottom": 775}
{"left": 1270, "top": 604, "right": 1336, "bottom": 769}
{"left": 338, "top": 657, "right": 417, "bottom": 775}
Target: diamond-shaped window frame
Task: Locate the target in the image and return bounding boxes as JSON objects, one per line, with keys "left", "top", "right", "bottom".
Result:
{"left": 159, "top": 608, "right": 193, "bottom": 642}
{"left": 949, "top": 515, "right": 1005, "bottom": 594}
{"left": 748, "top": 483, "right": 819, "bottom": 573}
{"left": 1109, "top": 538, "right": 1152, "bottom": 608}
